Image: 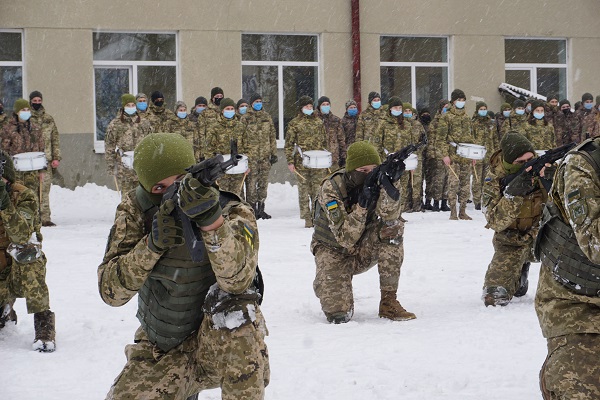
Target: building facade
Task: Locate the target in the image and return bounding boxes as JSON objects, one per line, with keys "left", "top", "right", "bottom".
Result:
{"left": 1, "top": 0, "right": 598, "bottom": 187}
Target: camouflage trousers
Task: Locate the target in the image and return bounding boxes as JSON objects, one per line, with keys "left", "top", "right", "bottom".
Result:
{"left": 218, "top": 173, "right": 246, "bottom": 199}
{"left": 471, "top": 161, "right": 488, "bottom": 207}
{"left": 15, "top": 170, "right": 42, "bottom": 206}
{"left": 400, "top": 159, "right": 424, "bottom": 211}
{"left": 106, "top": 311, "right": 270, "bottom": 400}
{"left": 0, "top": 254, "right": 50, "bottom": 314}
{"left": 540, "top": 333, "right": 600, "bottom": 399}
{"left": 447, "top": 160, "right": 472, "bottom": 207}
{"left": 40, "top": 167, "right": 53, "bottom": 223}
{"left": 297, "top": 167, "right": 328, "bottom": 221}
{"left": 117, "top": 166, "right": 139, "bottom": 201}
{"left": 483, "top": 230, "right": 535, "bottom": 298}
{"left": 313, "top": 220, "right": 405, "bottom": 317}
{"left": 424, "top": 158, "right": 448, "bottom": 201}
{"left": 245, "top": 159, "right": 271, "bottom": 206}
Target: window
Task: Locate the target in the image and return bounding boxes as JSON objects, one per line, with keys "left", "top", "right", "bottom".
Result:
{"left": 505, "top": 38, "right": 567, "bottom": 99}
{"left": 0, "top": 30, "right": 24, "bottom": 114}
{"left": 380, "top": 36, "right": 449, "bottom": 113}
{"left": 92, "top": 32, "right": 178, "bottom": 152}
{"left": 242, "top": 34, "right": 319, "bottom": 147}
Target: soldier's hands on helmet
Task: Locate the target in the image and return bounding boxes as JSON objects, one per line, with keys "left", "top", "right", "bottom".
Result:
{"left": 504, "top": 170, "right": 536, "bottom": 197}
{"left": 177, "top": 173, "right": 222, "bottom": 228}
{"left": 0, "top": 180, "right": 10, "bottom": 210}
{"left": 148, "top": 199, "right": 185, "bottom": 253}
{"left": 270, "top": 154, "right": 278, "bottom": 165}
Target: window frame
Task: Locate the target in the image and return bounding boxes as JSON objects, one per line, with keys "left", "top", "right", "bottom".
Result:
{"left": 0, "top": 28, "right": 25, "bottom": 110}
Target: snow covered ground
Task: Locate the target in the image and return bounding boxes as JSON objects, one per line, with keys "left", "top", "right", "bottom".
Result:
{"left": 1, "top": 182, "right": 548, "bottom": 399}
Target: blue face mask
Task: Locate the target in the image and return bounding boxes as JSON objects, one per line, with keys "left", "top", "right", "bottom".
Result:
{"left": 533, "top": 112, "right": 545, "bottom": 120}
{"left": 223, "top": 110, "right": 235, "bottom": 119}
{"left": 137, "top": 102, "right": 147, "bottom": 111}
{"left": 455, "top": 101, "right": 466, "bottom": 109}
{"left": 302, "top": 108, "right": 314, "bottom": 116}
{"left": 177, "top": 111, "right": 187, "bottom": 119}
{"left": 515, "top": 109, "right": 525, "bottom": 115}
{"left": 584, "top": 102, "right": 594, "bottom": 110}
{"left": 124, "top": 107, "right": 137, "bottom": 116}
{"left": 503, "top": 110, "right": 511, "bottom": 118}
{"left": 526, "top": 105, "right": 532, "bottom": 112}
{"left": 391, "top": 109, "right": 402, "bottom": 117}
{"left": 442, "top": 107, "right": 448, "bottom": 114}
{"left": 252, "top": 102, "right": 263, "bottom": 111}
{"left": 320, "top": 105, "right": 330, "bottom": 114}
{"left": 347, "top": 108, "right": 358, "bottom": 117}
{"left": 19, "top": 110, "right": 31, "bottom": 121}
{"left": 478, "top": 110, "right": 488, "bottom": 117}
{"left": 196, "top": 106, "right": 206, "bottom": 114}
{"left": 372, "top": 101, "right": 381, "bottom": 109}
{"left": 239, "top": 106, "right": 247, "bottom": 115}
{"left": 403, "top": 113, "right": 413, "bottom": 118}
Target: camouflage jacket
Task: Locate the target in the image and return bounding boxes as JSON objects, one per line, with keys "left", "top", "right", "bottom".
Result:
{"left": 499, "top": 113, "right": 528, "bottom": 138}
{"left": 435, "top": 107, "right": 476, "bottom": 164}
{"left": 424, "top": 112, "right": 444, "bottom": 159}
{"left": 0, "top": 182, "right": 43, "bottom": 254}
{"left": 373, "top": 113, "right": 416, "bottom": 160}
{"left": 284, "top": 113, "right": 329, "bottom": 167}
{"left": 316, "top": 110, "right": 346, "bottom": 165}
{"left": 341, "top": 113, "right": 357, "bottom": 150}
{"left": 554, "top": 111, "right": 582, "bottom": 146}
{"left": 472, "top": 115, "right": 499, "bottom": 163}
{"left": 204, "top": 114, "right": 246, "bottom": 159}
{"left": 104, "top": 111, "right": 153, "bottom": 172}
{"left": 31, "top": 106, "right": 61, "bottom": 162}
{"left": 166, "top": 116, "right": 199, "bottom": 156}
{"left": 575, "top": 108, "right": 592, "bottom": 138}
{"left": 482, "top": 150, "right": 546, "bottom": 238}
{"left": 240, "top": 109, "right": 277, "bottom": 162}
{"left": 145, "top": 103, "right": 177, "bottom": 133}
{"left": 97, "top": 185, "right": 259, "bottom": 307}
{"left": 355, "top": 106, "right": 384, "bottom": 142}
{"left": 0, "top": 116, "right": 44, "bottom": 156}
{"left": 582, "top": 109, "right": 600, "bottom": 139}
{"left": 524, "top": 119, "right": 555, "bottom": 150}
{"left": 0, "top": 114, "right": 8, "bottom": 132}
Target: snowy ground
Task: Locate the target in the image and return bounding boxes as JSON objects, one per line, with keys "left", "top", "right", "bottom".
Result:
{"left": 1, "top": 182, "right": 548, "bottom": 399}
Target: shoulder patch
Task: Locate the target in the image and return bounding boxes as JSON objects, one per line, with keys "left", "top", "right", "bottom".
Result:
{"left": 326, "top": 200, "right": 338, "bottom": 211}
{"left": 243, "top": 223, "right": 255, "bottom": 250}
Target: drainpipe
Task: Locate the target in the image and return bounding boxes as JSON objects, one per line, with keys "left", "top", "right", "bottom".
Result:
{"left": 351, "top": 0, "right": 362, "bottom": 111}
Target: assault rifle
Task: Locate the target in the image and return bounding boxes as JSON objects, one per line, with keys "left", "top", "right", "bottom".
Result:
{"left": 364, "top": 135, "right": 428, "bottom": 203}
{"left": 163, "top": 140, "right": 242, "bottom": 261}
{"left": 500, "top": 142, "right": 576, "bottom": 193}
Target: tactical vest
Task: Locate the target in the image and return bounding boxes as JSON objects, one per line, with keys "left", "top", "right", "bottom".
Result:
{"left": 535, "top": 138, "right": 600, "bottom": 296}
{"left": 507, "top": 189, "right": 545, "bottom": 232}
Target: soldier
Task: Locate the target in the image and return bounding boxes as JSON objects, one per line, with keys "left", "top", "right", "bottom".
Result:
{"left": 576, "top": 93, "right": 594, "bottom": 135}
{"left": 472, "top": 101, "right": 499, "bottom": 210}
{"left": 0, "top": 151, "right": 56, "bottom": 352}
{"left": 29, "top": 91, "right": 61, "bottom": 227}
{"left": 534, "top": 136, "right": 600, "bottom": 399}
{"left": 436, "top": 89, "right": 476, "bottom": 220}
{"left": 481, "top": 132, "right": 545, "bottom": 306}
{"left": 98, "top": 133, "right": 269, "bottom": 399}
{"left": 167, "top": 101, "right": 197, "bottom": 151}
{"left": 104, "top": 94, "right": 153, "bottom": 199}
{"left": 135, "top": 93, "right": 148, "bottom": 117}
{"left": 241, "top": 94, "right": 277, "bottom": 219}
{"left": 0, "top": 100, "right": 7, "bottom": 131}
{"left": 204, "top": 87, "right": 225, "bottom": 122}
{"left": 315, "top": 96, "right": 346, "bottom": 167}
{"left": 146, "top": 91, "right": 176, "bottom": 132}
{"left": 355, "top": 91, "right": 384, "bottom": 142}
{"left": 500, "top": 99, "right": 528, "bottom": 138}
{"left": 525, "top": 100, "right": 556, "bottom": 150}
{"left": 420, "top": 108, "right": 436, "bottom": 210}
{"left": 285, "top": 95, "right": 331, "bottom": 228}
{"left": 236, "top": 98, "right": 249, "bottom": 118}
{"left": 1, "top": 99, "right": 45, "bottom": 202}
{"left": 555, "top": 99, "right": 581, "bottom": 146}
{"left": 341, "top": 99, "right": 358, "bottom": 151}
{"left": 402, "top": 102, "right": 426, "bottom": 212}
{"left": 496, "top": 103, "right": 512, "bottom": 140}
{"left": 188, "top": 96, "right": 208, "bottom": 123}
{"left": 581, "top": 95, "right": 600, "bottom": 139}
{"left": 544, "top": 94, "right": 560, "bottom": 127}
{"left": 426, "top": 100, "right": 451, "bottom": 212}
{"left": 189, "top": 96, "right": 209, "bottom": 161}
{"left": 311, "top": 140, "right": 415, "bottom": 323}
{"left": 204, "top": 98, "right": 246, "bottom": 197}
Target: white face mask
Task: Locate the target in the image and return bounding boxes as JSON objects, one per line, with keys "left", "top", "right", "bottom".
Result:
{"left": 455, "top": 101, "right": 465, "bottom": 109}
{"left": 124, "top": 107, "right": 137, "bottom": 115}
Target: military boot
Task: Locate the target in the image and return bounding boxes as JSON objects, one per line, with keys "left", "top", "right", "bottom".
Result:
{"left": 32, "top": 310, "right": 56, "bottom": 352}
{"left": 474, "top": 203, "right": 481, "bottom": 211}
{"left": 483, "top": 286, "right": 510, "bottom": 307}
{"left": 423, "top": 199, "right": 433, "bottom": 211}
{"left": 326, "top": 307, "right": 353, "bottom": 324}
{"left": 258, "top": 202, "right": 272, "bottom": 219}
{"left": 0, "top": 302, "right": 17, "bottom": 329}
{"left": 378, "top": 291, "right": 416, "bottom": 321}
{"left": 459, "top": 204, "right": 472, "bottom": 220}
{"left": 449, "top": 202, "right": 458, "bottom": 220}
{"left": 514, "top": 262, "right": 531, "bottom": 297}
{"left": 252, "top": 203, "right": 261, "bottom": 220}
{"left": 431, "top": 200, "right": 440, "bottom": 212}
{"left": 440, "top": 199, "right": 451, "bottom": 212}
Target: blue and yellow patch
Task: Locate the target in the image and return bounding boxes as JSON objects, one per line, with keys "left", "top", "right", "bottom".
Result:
{"left": 326, "top": 200, "right": 338, "bottom": 211}
{"left": 243, "top": 223, "right": 255, "bottom": 250}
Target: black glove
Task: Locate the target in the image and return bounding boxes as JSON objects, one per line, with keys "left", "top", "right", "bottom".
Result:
{"left": 358, "top": 183, "right": 377, "bottom": 209}
{"left": 178, "top": 174, "right": 222, "bottom": 227}
{"left": 148, "top": 199, "right": 185, "bottom": 253}
{"left": 0, "top": 181, "right": 10, "bottom": 210}
{"left": 504, "top": 171, "right": 536, "bottom": 197}
{"left": 270, "top": 154, "right": 278, "bottom": 165}
{"left": 541, "top": 164, "right": 557, "bottom": 183}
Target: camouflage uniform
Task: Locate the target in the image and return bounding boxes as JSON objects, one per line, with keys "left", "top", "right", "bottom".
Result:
{"left": 582, "top": 108, "right": 600, "bottom": 139}
{"left": 525, "top": 119, "right": 556, "bottom": 150}
{"left": 425, "top": 112, "right": 449, "bottom": 204}
{"left": 316, "top": 110, "right": 346, "bottom": 167}
{"left": 284, "top": 113, "right": 330, "bottom": 224}
{"left": 472, "top": 114, "right": 499, "bottom": 208}
{"left": 355, "top": 106, "right": 384, "bottom": 142}
{"left": 104, "top": 112, "right": 153, "bottom": 199}
{"left": 241, "top": 108, "right": 277, "bottom": 208}
{"left": 98, "top": 188, "right": 269, "bottom": 400}
{"left": 204, "top": 114, "right": 246, "bottom": 197}
{"left": 311, "top": 170, "right": 406, "bottom": 319}
{"left": 166, "top": 115, "right": 199, "bottom": 156}
{"left": 555, "top": 111, "right": 582, "bottom": 145}
{"left": 482, "top": 150, "right": 546, "bottom": 301}
{"left": 535, "top": 138, "right": 600, "bottom": 399}
{"left": 145, "top": 103, "right": 177, "bottom": 133}
{"left": 499, "top": 113, "right": 528, "bottom": 138}
{"left": 30, "top": 106, "right": 61, "bottom": 223}
{"left": 341, "top": 111, "right": 358, "bottom": 150}
{"left": 1, "top": 117, "right": 45, "bottom": 201}
{"left": 0, "top": 113, "right": 7, "bottom": 132}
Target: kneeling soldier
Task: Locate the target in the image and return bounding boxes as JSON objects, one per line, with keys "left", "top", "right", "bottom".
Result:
{"left": 311, "top": 141, "right": 416, "bottom": 323}
{"left": 98, "top": 133, "right": 269, "bottom": 400}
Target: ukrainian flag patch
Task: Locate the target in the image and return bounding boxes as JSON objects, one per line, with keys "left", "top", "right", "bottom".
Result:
{"left": 326, "top": 200, "right": 338, "bottom": 211}
{"left": 243, "top": 223, "right": 255, "bottom": 250}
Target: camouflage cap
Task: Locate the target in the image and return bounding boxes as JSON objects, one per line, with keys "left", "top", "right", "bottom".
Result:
{"left": 133, "top": 133, "right": 196, "bottom": 191}
{"left": 346, "top": 141, "right": 381, "bottom": 171}
{"left": 297, "top": 95, "right": 313, "bottom": 110}
{"left": 0, "top": 150, "right": 16, "bottom": 183}
{"left": 501, "top": 102, "right": 512, "bottom": 111}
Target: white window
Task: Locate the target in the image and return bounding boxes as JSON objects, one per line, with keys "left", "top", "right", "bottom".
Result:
{"left": 242, "top": 34, "right": 319, "bottom": 148}
{"left": 92, "top": 32, "right": 178, "bottom": 152}
{"left": 505, "top": 38, "right": 567, "bottom": 99}
{"left": 0, "top": 30, "right": 24, "bottom": 114}
{"left": 380, "top": 36, "right": 449, "bottom": 113}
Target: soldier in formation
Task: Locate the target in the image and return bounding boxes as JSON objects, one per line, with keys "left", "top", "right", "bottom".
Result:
{"left": 146, "top": 91, "right": 176, "bottom": 132}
